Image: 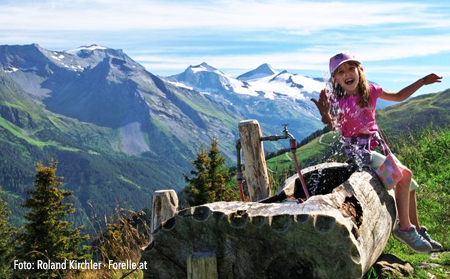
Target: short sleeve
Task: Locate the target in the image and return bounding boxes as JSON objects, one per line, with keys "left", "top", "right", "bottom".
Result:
{"left": 370, "top": 83, "right": 383, "bottom": 107}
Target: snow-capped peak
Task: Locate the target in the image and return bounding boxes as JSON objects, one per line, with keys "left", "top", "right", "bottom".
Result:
{"left": 168, "top": 62, "right": 325, "bottom": 100}
{"left": 188, "top": 62, "right": 223, "bottom": 75}
{"left": 169, "top": 62, "right": 258, "bottom": 96}
{"left": 65, "top": 44, "right": 108, "bottom": 55}
{"left": 237, "top": 63, "right": 278, "bottom": 81}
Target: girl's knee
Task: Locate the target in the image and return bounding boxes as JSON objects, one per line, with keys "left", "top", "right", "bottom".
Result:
{"left": 395, "top": 168, "right": 412, "bottom": 190}
{"left": 402, "top": 168, "right": 412, "bottom": 181}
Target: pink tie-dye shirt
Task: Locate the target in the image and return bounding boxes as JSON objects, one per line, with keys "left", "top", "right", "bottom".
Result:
{"left": 332, "top": 83, "right": 383, "bottom": 138}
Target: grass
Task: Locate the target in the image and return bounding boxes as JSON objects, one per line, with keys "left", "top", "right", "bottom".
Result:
{"left": 118, "top": 176, "right": 142, "bottom": 190}
{"left": 0, "top": 116, "right": 81, "bottom": 151}
{"left": 64, "top": 267, "right": 144, "bottom": 279}
{"left": 62, "top": 205, "right": 151, "bottom": 279}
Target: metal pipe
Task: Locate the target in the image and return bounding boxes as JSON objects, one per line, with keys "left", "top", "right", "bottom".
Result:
{"left": 260, "top": 124, "right": 294, "bottom": 142}
{"left": 235, "top": 139, "right": 246, "bottom": 201}
{"left": 290, "top": 138, "right": 310, "bottom": 199}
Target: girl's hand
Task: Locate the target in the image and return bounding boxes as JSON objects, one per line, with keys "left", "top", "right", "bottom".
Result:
{"left": 311, "top": 89, "right": 331, "bottom": 124}
{"left": 422, "top": 73, "right": 442, "bottom": 85}
{"left": 311, "top": 89, "right": 330, "bottom": 115}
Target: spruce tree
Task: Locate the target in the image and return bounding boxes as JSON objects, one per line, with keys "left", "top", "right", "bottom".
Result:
{"left": 207, "top": 139, "right": 237, "bottom": 202}
{"left": 15, "top": 160, "right": 86, "bottom": 279}
{"left": 184, "top": 139, "right": 237, "bottom": 206}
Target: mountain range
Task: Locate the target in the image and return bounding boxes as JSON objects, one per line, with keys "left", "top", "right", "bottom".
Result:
{"left": 0, "top": 44, "right": 329, "bottom": 225}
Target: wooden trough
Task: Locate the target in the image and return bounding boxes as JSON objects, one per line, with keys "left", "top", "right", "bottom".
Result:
{"left": 141, "top": 162, "right": 397, "bottom": 279}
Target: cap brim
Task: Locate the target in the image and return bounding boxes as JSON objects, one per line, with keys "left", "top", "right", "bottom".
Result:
{"left": 331, "top": 59, "right": 360, "bottom": 75}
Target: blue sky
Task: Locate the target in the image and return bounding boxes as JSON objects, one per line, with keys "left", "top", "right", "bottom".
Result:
{"left": 1, "top": 0, "right": 449, "bottom": 95}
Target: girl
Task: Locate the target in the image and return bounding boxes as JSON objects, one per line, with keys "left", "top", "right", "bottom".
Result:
{"left": 312, "top": 51, "right": 443, "bottom": 253}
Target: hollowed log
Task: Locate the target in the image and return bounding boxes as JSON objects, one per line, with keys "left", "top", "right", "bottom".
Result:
{"left": 142, "top": 162, "right": 396, "bottom": 279}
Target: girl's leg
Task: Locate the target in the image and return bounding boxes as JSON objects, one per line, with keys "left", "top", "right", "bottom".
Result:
{"left": 371, "top": 151, "right": 432, "bottom": 252}
{"left": 393, "top": 169, "right": 432, "bottom": 253}
{"left": 395, "top": 169, "right": 413, "bottom": 229}
{"left": 372, "top": 151, "right": 414, "bottom": 228}
{"left": 409, "top": 190, "right": 420, "bottom": 228}
{"left": 410, "top": 184, "right": 443, "bottom": 251}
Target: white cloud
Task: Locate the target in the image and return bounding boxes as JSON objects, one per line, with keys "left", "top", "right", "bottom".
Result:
{"left": 135, "top": 30, "right": 450, "bottom": 75}
{"left": 0, "top": 0, "right": 448, "bottom": 32}
{"left": 344, "top": 34, "right": 450, "bottom": 66}
{"left": 1, "top": 0, "right": 449, "bottom": 93}
{"left": 368, "top": 65, "right": 450, "bottom": 78}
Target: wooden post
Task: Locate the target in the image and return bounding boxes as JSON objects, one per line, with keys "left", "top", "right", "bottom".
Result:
{"left": 238, "top": 119, "right": 270, "bottom": 201}
{"left": 151, "top": 190, "right": 179, "bottom": 233}
{"left": 187, "top": 252, "right": 218, "bottom": 279}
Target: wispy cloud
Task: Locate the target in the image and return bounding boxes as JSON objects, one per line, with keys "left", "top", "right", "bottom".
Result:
{"left": 136, "top": 32, "right": 450, "bottom": 75}
{"left": 0, "top": 0, "right": 449, "bottom": 92}
{"left": 1, "top": 0, "right": 448, "bottom": 31}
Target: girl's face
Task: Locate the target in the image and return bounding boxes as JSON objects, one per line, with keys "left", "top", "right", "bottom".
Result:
{"left": 333, "top": 62, "right": 360, "bottom": 95}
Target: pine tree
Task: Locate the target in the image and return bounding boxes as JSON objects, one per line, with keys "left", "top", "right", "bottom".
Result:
{"left": 184, "top": 139, "right": 238, "bottom": 206}
{"left": 15, "top": 159, "right": 87, "bottom": 279}
{"left": 0, "top": 186, "right": 13, "bottom": 279}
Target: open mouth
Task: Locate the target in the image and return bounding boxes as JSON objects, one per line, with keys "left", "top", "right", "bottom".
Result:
{"left": 345, "top": 78, "right": 355, "bottom": 85}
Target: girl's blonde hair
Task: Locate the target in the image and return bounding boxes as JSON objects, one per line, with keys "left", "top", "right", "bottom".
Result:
{"left": 331, "top": 61, "right": 371, "bottom": 108}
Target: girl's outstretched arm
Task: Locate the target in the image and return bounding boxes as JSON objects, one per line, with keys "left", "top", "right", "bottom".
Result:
{"left": 380, "top": 73, "right": 442, "bottom": 102}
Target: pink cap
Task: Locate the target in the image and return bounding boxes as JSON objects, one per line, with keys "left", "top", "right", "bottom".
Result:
{"left": 329, "top": 51, "right": 360, "bottom": 75}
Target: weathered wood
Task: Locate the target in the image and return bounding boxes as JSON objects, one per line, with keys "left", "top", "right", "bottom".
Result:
{"left": 295, "top": 163, "right": 397, "bottom": 275}
{"left": 187, "top": 252, "right": 218, "bottom": 279}
{"left": 151, "top": 190, "right": 179, "bottom": 233}
{"left": 238, "top": 119, "right": 270, "bottom": 201}
{"left": 142, "top": 163, "right": 397, "bottom": 279}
